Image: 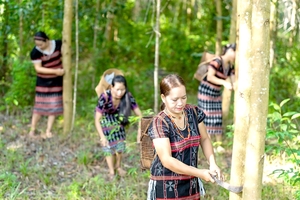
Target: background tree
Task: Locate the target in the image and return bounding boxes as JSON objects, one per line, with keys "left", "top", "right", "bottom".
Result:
{"left": 229, "top": 0, "right": 252, "bottom": 199}
{"left": 62, "top": 0, "right": 73, "bottom": 134}
{"left": 242, "top": 0, "right": 270, "bottom": 199}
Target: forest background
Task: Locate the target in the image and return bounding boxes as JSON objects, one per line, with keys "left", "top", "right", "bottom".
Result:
{"left": 0, "top": 0, "right": 299, "bottom": 199}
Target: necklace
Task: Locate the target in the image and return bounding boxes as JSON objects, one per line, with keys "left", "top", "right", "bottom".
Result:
{"left": 166, "top": 110, "right": 191, "bottom": 140}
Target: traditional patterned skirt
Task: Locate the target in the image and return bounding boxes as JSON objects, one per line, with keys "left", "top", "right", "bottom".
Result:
{"left": 147, "top": 178, "right": 205, "bottom": 200}
{"left": 197, "top": 81, "right": 222, "bottom": 135}
{"left": 33, "top": 76, "right": 63, "bottom": 116}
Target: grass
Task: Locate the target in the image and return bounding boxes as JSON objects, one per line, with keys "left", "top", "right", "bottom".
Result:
{"left": 0, "top": 113, "right": 298, "bottom": 199}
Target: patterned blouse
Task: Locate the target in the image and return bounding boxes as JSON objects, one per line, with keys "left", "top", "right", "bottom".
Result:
{"left": 203, "top": 57, "right": 234, "bottom": 85}
{"left": 95, "top": 90, "right": 138, "bottom": 146}
{"left": 148, "top": 104, "right": 206, "bottom": 199}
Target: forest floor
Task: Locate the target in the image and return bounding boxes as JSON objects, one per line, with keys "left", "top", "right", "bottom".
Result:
{"left": 0, "top": 114, "right": 298, "bottom": 200}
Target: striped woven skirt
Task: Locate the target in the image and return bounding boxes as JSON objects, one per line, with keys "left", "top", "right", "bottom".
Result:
{"left": 197, "top": 81, "right": 222, "bottom": 135}
{"left": 33, "top": 76, "right": 63, "bottom": 116}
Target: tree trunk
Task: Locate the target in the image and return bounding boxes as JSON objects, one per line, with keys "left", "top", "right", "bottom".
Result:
{"left": 222, "top": 0, "right": 237, "bottom": 132}
{"left": 0, "top": 1, "right": 9, "bottom": 82}
{"left": 215, "top": 0, "right": 222, "bottom": 55}
{"left": 269, "top": 0, "right": 277, "bottom": 68}
{"left": 229, "top": 0, "right": 252, "bottom": 199}
{"left": 104, "top": 0, "right": 116, "bottom": 43}
{"left": 19, "top": 0, "right": 24, "bottom": 59}
{"left": 62, "top": 0, "right": 73, "bottom": 135}
{"left": 154, "top": 0, "right": 161, "bottom": 113}
{"left": 243, "top": 0, "right": 270, "bottom": 199}
{"left": 71, "top": 0, "right": 79, "bottom": 132}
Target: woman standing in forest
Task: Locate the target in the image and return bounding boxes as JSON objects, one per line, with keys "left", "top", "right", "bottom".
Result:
{"left": 147, "top": 74, "right": 222, "bottom": 199}
{"left": 28, "top": 31, "right": 65, "bottom": 139}
{"left": 197, "top": 44, "right": 236, "bottom": 152}
{"left": 94, "top": 75, "right": 142, "bottom": 180}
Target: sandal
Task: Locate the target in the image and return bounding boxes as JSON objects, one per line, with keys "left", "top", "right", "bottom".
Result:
{"left": 116, "top": 168, "right": 126, "bottom": 177}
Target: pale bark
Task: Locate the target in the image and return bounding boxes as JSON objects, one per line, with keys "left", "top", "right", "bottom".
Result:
{"left": 222, "top": 0, "right": 237, "bottom": 132}
{"left": 229, "top": 0, "right": 252, "bottom": 200}
{"left": 243, "top": 0, "right": 270, "bottom": 199}
{"left": 154, "top": 0, "right": 161, "bottom": 113}
{"left": 215, "top": 0, "right": 222, "bottom": 55}
{"left": 71, "top": 0, "right": 79, "bottom": 132}
{"left": 62, "top": 0, "right": 73, "bottom": 134}
{"left": 269, "top": 0, "right": 277, "bottom": 68}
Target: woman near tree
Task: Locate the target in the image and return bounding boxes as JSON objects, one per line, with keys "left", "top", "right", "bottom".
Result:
{"left": 95, "top": 75, "right": 142, "bottom": 180}
{"left": 197, "top": 44, "right": 236, "bottom": 152}
{"left": 28, "top": 31, "right": 64, "bottom": 139}
{"left": 147, "top": 74, "right": 222, "bottom": 199}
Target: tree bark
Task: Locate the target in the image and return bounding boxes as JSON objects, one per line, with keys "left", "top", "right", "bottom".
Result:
{"left": 243, "top": 0, "right": 270, "bottom": 199}
{"left": 104, "top": 0, "right": 116, "bottom": 43}
{"left": 62, "top": 0, "right": 73, "bottom": 134}
{"left": 0, "top": 1, "right": 9, "bottom": 82}
{"left": 229, "top": 0, "right": 252, "bottom": 199}
{"left": 222, "top": 0, "right": 237, "bottom": 132}
{"left": 269, "top": 0, "right": 277, "bottom": 68}
{"left": 215, "top": 0, "right": 222, "bottom": 55}
{"left": 154, "top": 0, "right": 161, "bottom": 113}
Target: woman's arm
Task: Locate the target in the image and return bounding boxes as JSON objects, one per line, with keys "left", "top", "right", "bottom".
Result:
{"left": 207, "top": 68, "right": 232, "bottom": 90}
{"left": 198, "top": 122, "right": 222, "bottom": 179}
{"left": 33, "top": 62, "right": 64, "bottom": 76}
{"left": 94, "top": 111, "right": 108, "bottom": 146}
{"left": 153, "top": 137, "right": 215, "bottom": 182}
{"left": 133, "top": 107, "right": 143, "bottom": 143}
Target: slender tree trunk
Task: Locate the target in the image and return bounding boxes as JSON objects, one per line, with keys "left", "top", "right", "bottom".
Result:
{"left": 62, "top": 0, "right": 73, "bottom": 134}
{"left": 19, "top": 0, "right": 24, "bottom": 59}
{"left": 0, "top": 1, "right": 9, "bottom": 81}
{"left": 229, "top": 0, "right": 252, "bottom": 199}
{"left": 243, "top": 0, "right": 270, "bottom": 199}
{"left": 215, "top": 0, "right": 222, "bottom": 55}
{"left": 269, "top": 0, "right": 277, "bottom": 68}
{"left": 104, "top": 0, "right": 116, "bottom": 43}
{"left": 71, "top": 0, "right": 79, "bottom": 132}
{"left": 222, "top": 0, "right": 237, "bottom": 132}
{"left": 154, "top": 0, "right": 161, "bottom": 113}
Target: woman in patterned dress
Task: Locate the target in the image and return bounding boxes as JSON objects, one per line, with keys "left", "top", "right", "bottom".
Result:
{"left": 147, "top": 74, "right": 222, "bottom": 200}
{"left": 197, "top": 44, "right": 236, "bottom": 151}
{"left": 95, "top": 75, "right": 142, "bottom": 180}
{"left": 28, "top": 31, "right": 65, "bottom": 139}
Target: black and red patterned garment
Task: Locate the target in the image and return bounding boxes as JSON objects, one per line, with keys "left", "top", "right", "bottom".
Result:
{"left": 95, "top": 90, "right": 138, "bottom": 148}
{"left": 147, "top": 104, "right": 206, "bottom": 200}
{"left": 197, "top": 58, "right": 234, "bottom": 136}
{"left": 30, "top": 40, "right": 63, "bottom": 116}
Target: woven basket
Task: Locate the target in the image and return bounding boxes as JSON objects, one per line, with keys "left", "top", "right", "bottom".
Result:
{"left": 139, "top": 116, "right": 154, "bottom": 170}
{"left": 95, "top": 68, "right": 124, "bottom": 97}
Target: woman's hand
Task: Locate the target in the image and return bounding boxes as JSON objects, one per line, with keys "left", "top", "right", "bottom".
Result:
{"left": 223, "top": 81, "right": 233, "bottom": 90}
{"left": 198, "top": 169, "right": 216, "bottom": 183}
{"left": 56, "top": 68, "right": 65, "bottom": 76}
{"left": 209, "top": 163, "right": 223, "bottom": 180}
{"left": 100, "top": 137, "right": 109, "bottom": 147}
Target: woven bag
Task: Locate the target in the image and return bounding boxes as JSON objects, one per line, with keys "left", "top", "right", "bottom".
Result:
{"left": 95, "top": 68, "right": 124, "bottom": 97}
{"left": 194, "top": 52, "right": 218, "bottom": 82}
{"left": 139, "top": 116, "right": 154, "bottom": 170}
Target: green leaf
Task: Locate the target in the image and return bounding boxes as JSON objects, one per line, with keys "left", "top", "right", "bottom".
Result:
{"left": 272, "top": 104, "right": 281, "bottom": 112}
{"left": 291, "top": 113, "right": 300, "bottom": 120}
{"left": 280, "top": 99, "right": 290, "bottom": 107}
{"left": 13, "top": 99, "right": 18, "bottom": 106}
{"left": 283, "top": 112, "right": 297, "bottom": 117}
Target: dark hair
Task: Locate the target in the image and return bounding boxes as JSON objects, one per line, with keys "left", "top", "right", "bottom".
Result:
{"left": 222, "top": 43, "right": 236, "bottom": 55}
{"left": 112, "top": 75, "right": 131, "bottom": 125}
{"left": 160, "top": 74, "right": 186, "bottom": 110}
{"left": 34, "top": 31, "right": 49, "bottom": 42}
